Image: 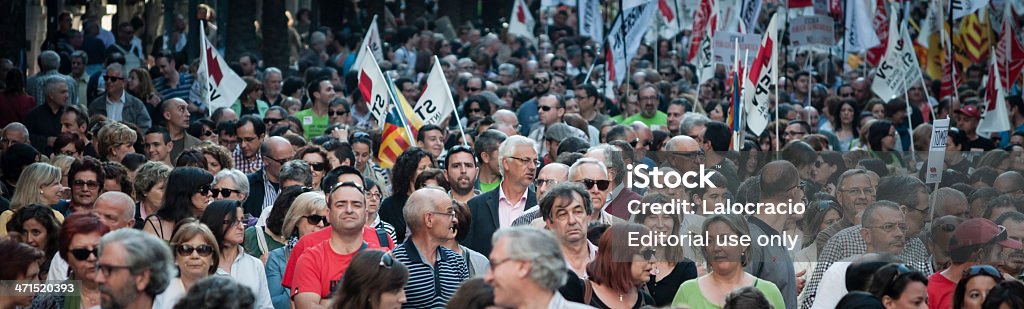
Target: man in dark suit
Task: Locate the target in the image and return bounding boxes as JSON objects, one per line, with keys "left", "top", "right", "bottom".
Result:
{"left": 585, "top": 144, "right": 641, "bottom": 220}
{"left": 464, "top": 136, "right": 539, "bottom": 256}
{"left": 242, "top": 136, "right": 295, "bottom": 218}
{"left": 87, "top": 63, "right": 152, "bottom": 132}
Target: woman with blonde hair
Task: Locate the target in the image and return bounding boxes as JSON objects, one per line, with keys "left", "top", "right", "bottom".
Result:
{"left": 96, "top": 121, "right": 138, "bottom": 163}
{"left": 266, "top": 191, "right": 326, "bottom": 309}
{"left": 49, "top": 155, "right": 75, "bottom": 199}
{"left": 0, "top": 162, "right": 66, "bottom": 235}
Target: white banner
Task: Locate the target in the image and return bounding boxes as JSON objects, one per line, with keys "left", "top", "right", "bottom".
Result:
{"left": 195, "top": 23, "right": 245, "bottom": 114}
{"left": 658, "top": 0, "right": 685, "bottom": 39}
{"left": 357, "top": 45, "right": 391, "bottom": 129}
{"left": 739, "top": 0, "right": 762, "bottom": 32}
{"left": 789, "top": 15, "right": 836, "bottom": 47}
{"left": 742, "top": 13, "right": 779, "bottom": 136}
{"left": 712, "top": 32, "right": 761, "bottom": 69}
{"left": 925, "top": 118, "right": 949, "bottom": 184}
{"left": 870, "top": 15, "right": 920, "bottom": 103}
{"left": 951, "top": 0, "right": 989, "bottom": 20}
{"left": 578, "top": 0, "right": 604, "bottom": 46}
{"left": 623, "top": 0, "right": 655, "bottom": 10}
{"left": 844, "top": 0, "right": 880, "bottom": 53}
{"left": 606, "top": 2, "right": 658, "bottom": 85}
{"left": 352, "top": 15, "right": 384, "bottom": 72}
{"left": 509, "top": 0, "right": 535, "bottom": 41}
{"left": 414, "top": 59, "right": 456, "bottom": 126}
{"left": 979, "top": 57, "right": 1011, "bottom": 134}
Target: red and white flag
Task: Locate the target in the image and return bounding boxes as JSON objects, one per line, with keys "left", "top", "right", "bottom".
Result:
{"left": 352, "top": 15, "right": 384, "bottom": 72}
{"left": 979, "top": 53, "right": 1011, "bottom": 134}
{"left": 657, "top": 0, "right": 683, "bottom": 39}
{"left": 357, "top": 45, "right": 391, "bottom": 129}
{"left": 508, "top": 0, "right": 535, "bottom": 41}
{"left": 687, "top": 0, "right": 717, "bottom": 63}
{"left": 413, "top": 57, "right": 456, "bottom": 126}
{"left": 742, "top": 13, "right": 779, "bottom": 136}
{"left": 866, "top": 0, "right": 889, "bottom": 66}
{"left": 195, "top": 23, "right": 245, "bottom": 114}
{"left": 996, "top": 7, "right": 1024, "bottom": 90}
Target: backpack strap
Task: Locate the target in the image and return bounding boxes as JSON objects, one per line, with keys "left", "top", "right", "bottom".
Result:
{"left": 255, "top": 226, "right": 270, "bottom": 257}
{"left": 376, "top": 228, "right": 390, "bottom": 249}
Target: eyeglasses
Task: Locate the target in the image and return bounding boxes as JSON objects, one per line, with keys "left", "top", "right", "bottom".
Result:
{"left": 536, "top": 178, "right": 559, "bottom": 187}
{"left": 367, "top": 192, "right": 382, "bottom": 200}
{"left": 904, "top": 205, "right": 929, "bottom": 214}
{"left": 202, "top": 130, "right": 215, "bottom": 137}
{"left": 839, "top": 187, "right": 875, "bottom": 196}
{"left": 103, "top": 75, "right": 124, "bottom": 82}
{"left": 673, "top": 150, "right": 705, "bottom": 159}
{"left": 210, "top": 188, "right": 241, "bottom": 198}
{"left": 630, "top": 139, "right": 652, "bottom": 148}
{"left": 303, "top": 214, "right": 330, "bottom": 226}
{"left": 380, "top": 252, "right": 395, "bottom": 268}
{"left": 789, "top": 181, "right": 807, "bottom": 192}
{"left": 264, "top": 155, "right": 289, "bottom": 165}
{"left": 175, "top": 244, "right": 215, "bottom": 257}
{"left": 469, "top": 108, "right": 483, "bottom": 113}
{"left": 70, "top": 247, "right": 98, "bottom": 260}
{"left": 328, "top": 110, "right": 349, "bottom": 117}
{"left": 507, "top": 156, "right": 541, "bottom": 166}
{"left": 223, "top": 218, "right": 244, "bottom": 227}
{"left": 539, "top": 105, "right": 556, "bottom": 112}
{"left": 883, "top": 264, "right": 914, "bottom": 294}
{"left": 197, "top": 185, "right": 212, "bottom": 196}
{"left": 814, "top": 160, "right": 825, "bottom": 168}
{"left": 429, "top": 210, "right": 457, "bottom": 219}
{"left": 966, "top": 265, "right": 1001, "bottom": 277}
{"left": 640, "top": 248, "right": 657, "bottom": 261}
{"left": 577, "top": 179, "right": 611, "bottom": 191}
{"left": 263, "top": 118, "right": 283, "bottom": 124}
{"left": 95, "top": 263, "right": 134, "bottom": 277}
{"left": 867, "top": 222, "right": 909, "bottom": 233}
{"left": 73, "top": 179, "right": 100, "bottom": 189}
{"left": 533, "top": 78, "right": 549, "bottom": 84}
{"left": 489, "top": 258, "right": 519, "bottom": 271}
{"left": 465, "top": 87, "right": 482, "bottom": 92}
{"left": 310, "top": 162, "right": 329, "bottom": 172}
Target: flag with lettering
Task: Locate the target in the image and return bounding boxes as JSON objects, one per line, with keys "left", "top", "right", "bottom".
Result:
{"left": 351, "top": 15, "right": 384, "bottom": 72}
{"left": 578, "top": 0, "right": 604, "bottom": 46}
{"left": 414, "top": 58, "right": 455, "bottom": 126}
{"left": 606, "top": 1, "right": 657, "bottom": 86}
{"left": 951, "top": 0, "right": 989, "bottom": 20}
{"left": 687, "top": 0, "right": 717, "bottom": 62}
{"left": 508, "top": 0, "right": 535, "bottom": 41}
{"left": 844, "top": 0, "right": 880, "bottom": 53}
{"left": 195, "top": 22, "right": 245, "bottom": 114}
{"left": 979, "top": 54, "right": 1011, "bottom": 133}
{"left": 871, "top": 13, "right": 921, "bottom": 103}
{"left": 742, "top": 13, "right": 779, "bottom": 136}
{"left": 866, "top": 0, "right": 889, "bottom": 66}
{"left": 357, "top": 45, "right": 391, "bottom": 129}
{"left": 996, "top": 7, "right": 1024, "bottom": 90}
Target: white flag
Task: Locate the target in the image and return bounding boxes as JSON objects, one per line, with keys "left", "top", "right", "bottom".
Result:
{"left": 979, "top": 54, "right": 1011, "bottom": 133}
{"left": 739, "top": 0, "right": 762, "bottom": 32}
{"left": 741, "top": 13, "right": 779, "bottom": 136}
{"left": 195, "top": 23, "right": 245, "bottom": 115}
{"left": 606, "top": 2, "right": 658, "bottom": 86}
{"left": 541, "top": 0, "right": 576, "bottom": 6}
{"left": 696, "top": 34, "right": 716, "bottom": 85}
{"left": 357, "top": 45, "right": 391, "bottom": 129}
{"left": 351, "top": 15, "right": 384, "bottom": 72}
{"left": 623, "top": 0, "right": 655, "bottom": 10}
{"left": 658, "top": 0, "right": 684, "bottom": 39}
{"left": 578, "top": 0, "right": 604, "bottom": 46}
{"left": 952, "top": 0, "right": 989, "bottom": 20}
{"left": 870, "top": 14, "right": 921, "bottom": 103}
{"left": 508, "top": 0, "right": 535, "bottom": 41}
{"left": 414, "top": 58, "right": 456, "bottom": 126}
{"left": 844, "top": 0, "right": 880, "bottom": 53}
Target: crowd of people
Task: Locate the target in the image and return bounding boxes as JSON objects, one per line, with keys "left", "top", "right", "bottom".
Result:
{"left": 3, "top": 1, "right": 1024, "bottom": 309}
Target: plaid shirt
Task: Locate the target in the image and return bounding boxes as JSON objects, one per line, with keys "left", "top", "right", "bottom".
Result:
{"left": 233, "top": 145, "right": 264, "bottom": 174}
{"left": 799, "top": 225, "right": 933, "bottom": 309}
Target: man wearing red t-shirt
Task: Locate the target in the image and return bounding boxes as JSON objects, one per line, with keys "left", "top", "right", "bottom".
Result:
{"left": 928, "top": 218, "right": 1022, "bottom": 309}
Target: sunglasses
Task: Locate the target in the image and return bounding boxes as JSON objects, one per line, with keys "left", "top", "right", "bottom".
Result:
{"left": 465, "top": 87, "right": 482, "bottom": 92}
{"left": 883, "top": 263, "right": 914, "bottom": 295}
{"left": 578, "top": 179, "right": 611, "bottom": 191}
{"left": 70, "top": 247, "right": 98, "bottom": 260}
{"left": 330, "top": 181, "right": 364, "bottom": 194}
{"left": 311, "top": 162, "right": 329, "bottom": 172}
{"left": 380, "top": 252, "right": 395, "bottom": 268}
{"left": 264, "top": 118, "right": 283, "bottom": 124}
{"left": 640, "top": 248, "right": 657, "bottom": 261}
{"left": 328, "top": 110, "right": 349, "bottom": 117}
{"left": 175, "top": 244, "right": 215, "bottom": 257}
{"left": 533, "top": 78, "right": 549, "bottom": 83}
{"left": 469, "top": 108, "right": 483, "bottom": 113}
{"left": 966, "top": 265, "right": 1001, "bottom": 277}
{"left": 202, "top": 130, "right": 215, "bottom": 137}
{"left": 210, "top": 188, "right": 241, "bottom": 198}
{"left": 353, "top": 132, "right": 370, "bottom": 139}
{"left": 197, "top": 185, "right": 212, "bottom": 196}
{"left": 630, "top": 139, "right": 652, "bottom": 148}
{"left": 303, "top": 214, "right": 330, "bottom": 226}
{"left": 73, "top": 179, "right": 100, "bottom": 189}
{"left": 103, "top": 76, "right": 124, "bottom": 82}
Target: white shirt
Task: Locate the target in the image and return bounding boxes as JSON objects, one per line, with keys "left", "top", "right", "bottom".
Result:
{"left": 216, "top": 247, "right": 274, "bottom": 309}
{"left": 47, "top": 252, "right": 69, "bottom": 281}
{"left": 498, "top": 185, "right": 528, "bottom": 228}
{"left": 106, "top": 91, "right": 126, "bottom": 121}
{"left": 808, "top": 261, "right": 851, "bottom": 309}
{"left": 152, "top": 278, "right": 187, "bottom": 309}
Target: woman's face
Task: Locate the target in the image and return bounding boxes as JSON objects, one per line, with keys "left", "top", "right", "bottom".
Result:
{"left": 41, "top": 180, "right": 63, "bottom": 205}
{"left": 112, "top": 143, "right": 135, "bottom": 162}
{"left": 21, "top": 218, "right": 49, "bottom": 251}
{"left": 378, "top": 288, "right": 407, "bottom": 309}
{"left": 642, "top": 214, "right": 675, "bottom": 235}
{"left": 705, "top": 221, "right": 745, "bottom": 274}
{"left": 223, "top": 207, "right": 245, "bottom": 246}
{"left": 146, "top": 181, "right": 166, "bottom": 207}
{"left": 366, "top": 186, "right": 382, "bottom": 215}
{"left": 303, "top": 153, "right": 326, "bottom": 189}
{"left": 176, "top": 235, "right": 215, "bottom": 279}
{"left": 813, "top": 159, "right": 836, "bottom": 185}
{"left": 887, "top": 281, "right": 927, "bottom": 309}
{"left": 882, "top": 126, "right": 897, "bottom": 150}
{"left": 840, "top": 104, "right": 855, "bottom": 125}
{"left": 565, "top": 99, "right": 580, "bottom": 114}
{"left": 298, "top": 208, "right": 328, "bottom": 237}
{"left": 819, "top": 208, "right": 841, "bottom": 231}
{"left": 709, "top": 104, "right": 724, "bottom": 122}
{"left": 68, "top": 232, "right": 103, "bottom": 282}
{"left": 191, "top": 187, "right": 213, "bottom": 213}
{"left": 204, "top": 154, "right": 222, "bottom": 175}
{"left": 286, "top": 104, "right": 301, "bottom": 115}
{"left": 353, "top": 142, "right": 371, "bottom": 171}
{"left": 12, "top": 262, "right": 40, "bottom": 305}
{"left": 413, "top": 157, "right": 433, "bottom": 185}
{"left": 201, "top": 125, "right": 218, "bottom": 143}
{"left": 213, "top": 177, "right": 245, "bottom": 202}
{"left": 468, "top": 101, "right": 485, "bottom": 118}
{"left": 59, "top": 143, "right": 79, "bottom": 157}
{"left": 962, "top": 276, "right": 998, "bottom": 309}
{"left": 871, "top": 104, "right": 886, "bottom": 119}
{"left": 128, "top": 71, "right": 140, "bottom": 91}
{"left": 630, "top": 251, "right": 655, "bottom": 284}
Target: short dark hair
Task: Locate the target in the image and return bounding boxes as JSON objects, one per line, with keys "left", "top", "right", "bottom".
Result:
{"left": 307, "top": 78, "right": 330, "bottom": 101}
{"left": 63, "top": 105, "right": 89, "bottom": 129}
{"left": 146, "top": 127, "right": 172, "bottom": 143}
{"left": 540, "top": 182, "right": 592, "bottom": 221}
{"left": 235, "top": 115, "right": 266, "bottom": 136}
{"left": 417, "top": 124, "right": 444, "bottom": 142}
{"left": 69, "top": 156, "right": 106, "bottom": 190}
{"left": 703, "top": 122, "right": 731, "bottom": 151}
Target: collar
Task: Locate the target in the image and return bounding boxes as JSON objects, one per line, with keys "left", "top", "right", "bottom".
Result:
{"left": 401, "top": 238, "right": 448, "bottom": 265}
{"left": 547, "top": 291, "right": 569, "bottom": 309}
{"left": 371, "top": 213, "right": 382, "bottom": 227}
{"left": 498, "top": 183, "right": 527, "bottom": 204}
{"left": 106, "top": 91, "right": 126, "bottom": 105}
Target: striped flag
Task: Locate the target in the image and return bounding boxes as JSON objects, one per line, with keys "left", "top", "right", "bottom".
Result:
{"left": 995, "top": 7, "right": 1024, "bottom": 90}
{"left": 378, "top": 104, "right": 412, "bottom": 169}
{"left": 954, "top": 9, "right": 992, "bottom": 67}
{"left": 866, "top": 0, "right": 889, "bottom": 67}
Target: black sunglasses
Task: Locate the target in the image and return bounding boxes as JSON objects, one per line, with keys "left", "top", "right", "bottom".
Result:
{"left": 539, "top": 106, "right": 554, "bottom": 112}
{"left": 640, "top": 248, "right": 657, "bottom": 261}
{"left": 303, "top": 214, "right": 330, "bottom": 226}
{"left": 103, "top": 76, "right": 124, "bottom": 82}
{"left": 70, "top": 247, "right": 98, "bottom": 260}
{"left": 264, "top": 118, "right": 283, "bottom": 124}
{"left": 197, "top": 185, "right": 212, "bottom": 196}
{"left": 465, "top": 87, "right": 482, "bottom": 92}
{"left": 210, "top": 188, "right": 241, "bottom": 198}
{"left": 578, "top": 179, "right": 611, "bottom": 191}
{"left": 328, "top": 110, "right": 349, "bottom": 117}
{"left": 380, "top": 252, "right": 395, "bottom": 268}
{"left": 311, "top": 162, "right": 330, "bottom": 172}
{"left": 630, "top": 139, "right": 651, "bottom": 148}
{"left": 175, "top": 244, "right": 215, "bottom": 257}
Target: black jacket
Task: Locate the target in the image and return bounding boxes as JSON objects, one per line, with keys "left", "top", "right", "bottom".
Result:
{"left": 462, "top": 186, "right": 536, "bottom": 256}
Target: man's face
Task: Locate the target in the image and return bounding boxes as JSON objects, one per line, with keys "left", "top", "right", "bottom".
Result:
{"left": 239, "top": 56, "right": 256, "bottom": 75}
{"left": 313, "top": 80, "right": 336, "bottom": 104}
{"left": 264, "top": 144, "right": 296, "bottom": 179}
{"left": 263, "top": 72, "right": 283, "bottom": 97}
{"left": 533, "top": 73, "right": 551, "bottom": 95}
{"left": 427, "top": 199, "right": 457, "bottom": 240}
{"left": 95, "top": 198, "right": 132, "bottom": 230}
{"left": 219, "top": 131, "right": 238, "bottom": 152}
{"left": 783, "top": 123, "right": 807, "bottom": 143}
{"left": 502, "top": 145, "right": 538, "bottom": 187}
{"left": 837, "top": 174, "right": 876, "bottom": 222}
{"left": 96, "top": 242, "right": 142, "bottom": 309}
{"left": 163, "top": 100, "right": 190, "bottom": 129}
{"left": 47, "top": 83, "right": 69, "bottom": 107}
{"left": 485, "top": 237, "right": 522, "bottom": 308}
{"left": 638, "top": 88, "right": 658, "bottom": 118}
{"left": 499, "top": 70, "right": 515, "bottom": 85}
{"left": 156, "top": 57, "right": 175, "bottom": 78}
{"left": 903, "top": 189, "right": 932, "bottom": 236}
{"left": 796, "top": 75, "right": 810, "bottom": 93}
{"left": 105, "top": 69, "right": 126, "bottom": 94}
{"left": 959, "top": 116, "right": 980, "bottom": 134}
{"left": 401, "top": 81, "right": 420, "bottom": 101}
{"left": 117, "top": 25, "right": 134, "bottom": 43}
{"left": 446, "top": 152, "right": 478, "bottom": 194}
{"left": 863, "top": 207, "right": 907, "bottom": 255}
{"left": 143, "top": 133, "right": 171, "bottom": 162}
{"left": 1002, "top": 219, "right": 1024, "bottom": 274}
{"left": 236, "top": 122, "right": 262, "bottom": 158}
{"left": 328, "top": 186, "right": 368, "bottom": 232}
{"left": 536, "top": 166, "right": 568, "bottom": 198}
{"left": 537, "top": 96, "right": 564, "bottom": 126}
{"left": 572, "top": 164, "right": 609, "bottom": 212}
{"left": 71, "top": 57, "right": 85, "bottom": 76}
{"left": 465, "top": 79, "right": 483, "bottom": 97}
{"left": 71, "top": 171, "right": 101, "bottom": 206}
{"left": 61, "top": 112, "right": 84, "bottom": 137}
{"left": 666, "top": 104, "right": 686, "bottom": 132}
{"left": 2, "top": 128, "right": 27, "bottom": 150}
{"left": 545, "top": 193, "right": 590, "bottom": 245}
{"left": 419, "top": 129, "right": 445, "bottom": 158}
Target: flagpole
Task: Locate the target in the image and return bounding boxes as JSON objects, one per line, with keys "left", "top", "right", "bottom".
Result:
{"left": 385, "top": 75, "right": 418, "bottom": 148}
{"left": 740, "top": 49, "right": 750, "bottom": 151}
{"left": 435, "top": 56, "right": 470, "bottom": 148}
{"left": 774, "top": 14, "right": 781, "bottom": 154}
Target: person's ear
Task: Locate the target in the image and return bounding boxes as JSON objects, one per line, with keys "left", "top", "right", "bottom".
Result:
{"left": 135, "top": 269, "right": 151, "bottom": 292}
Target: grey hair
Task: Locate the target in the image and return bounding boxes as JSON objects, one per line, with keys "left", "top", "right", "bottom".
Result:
{"left": 264, "top": 67, "right": 282, "bottom": 76}
{"left": 70, "top": 50, "right": 88, "bottom": 64}
{"left": 96, "top": 191, "right": 137, "bottom": 222}
{"left": 309, "top": 31, "right": 326, "bottom": 45}
{"left": 39, "top": 51, "right": 60, "bottom": 71}
{"left": 106, "top": 63, "right": 127, "bottom": 78}
{"left": 497, "top": 135, "right": 536, "bottom": 176}
{"left": 590, "top": 144, "right": 625, "bottom": 185}
{"left": 3, "top": 122, "right": 29, "bottom": 139}
{"left": 214, "top": 169, "right": 250, "bottom": 196}
{"left": 98, "top": 229, "right": 175, "bottom": 297}
{"left": 491, "top": 226, "right": 567, "bottom": 291}
{"left": 44, "top": 76, "right": 66, "bottom": 95}
{"left": 498, "top": 63, "right": 517, "bottom": 75}
{"left": 679, "top": 112, "right": 710, "bottom": 136}
{"left": 280, "top": 160, "right": 313, "bottom": 187}
{"left": 403, "top": 187, "right": 448, "bottom": 232}
{"left": 568, "top": 157, "right": 608, "bottom": 180}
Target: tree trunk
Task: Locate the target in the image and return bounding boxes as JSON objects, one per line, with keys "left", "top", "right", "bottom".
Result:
{"left": 226, "top": 0, "right": 259, "bottom": 62}
{"left": 261, "top": 0, "right": 288, "bottom": 70}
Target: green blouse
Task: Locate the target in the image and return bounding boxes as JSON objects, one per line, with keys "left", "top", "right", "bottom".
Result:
{"left": 671, "top": 277, "right": 786, "bottom": 309}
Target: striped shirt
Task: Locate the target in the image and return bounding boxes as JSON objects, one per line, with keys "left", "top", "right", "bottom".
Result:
{"left": 154, "top": 73, "right": 196, "bottom": 104}
{"left": 392, "top": 240, "right": 469, "bottom": 308}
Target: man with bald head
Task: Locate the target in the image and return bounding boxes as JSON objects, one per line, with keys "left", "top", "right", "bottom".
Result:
{"left": 512, "top": 163, "right": 569, "bottom": 226}
{"left": 664, "top": 135, "right": 703, "bottom": 172}
{"left": 394, "top": 187, "right": 470, "bottom": 307}
{"left": 994, "top": 171, "right": 1024, "bottom": 197}
{"left": 747, "top": 161, "right": 801, "bottom": 309}
{"left": 243, "top": 136, "right": 296, "bottom": 217}
{"left": 931, "top": 187, "right": 970, "bottom": 218}
{"left": 161, "top": 98, "right": 200, "bottom": 161}
{"left": 48, "top": 191, "right": 136, "bottom": 281}
{"left": 492, "top": 109, "right": 520, "bottom": 136}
